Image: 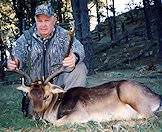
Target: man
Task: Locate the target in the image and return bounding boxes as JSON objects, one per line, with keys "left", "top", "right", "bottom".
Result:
{"left": 7, "top": 3, "right": 88, "bottom": 90}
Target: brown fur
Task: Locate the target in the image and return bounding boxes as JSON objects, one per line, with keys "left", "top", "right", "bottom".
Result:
{"left": 18, "top": 80, "right": 161, "bottom": 124}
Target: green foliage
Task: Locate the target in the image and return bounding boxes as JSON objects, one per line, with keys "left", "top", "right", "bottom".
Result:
{"left": 0, "top": 0, "right": 11, "bottom": 3}
{"left": 0, "top": 1, "right": 18, "bottom": 45}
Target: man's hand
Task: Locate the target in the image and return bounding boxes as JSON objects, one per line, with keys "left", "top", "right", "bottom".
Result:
{"left": 63, "top": 52, "right": 76, "bottom": 68}
{"left": 7, "top": 58, "right": 19, "bottom": 70}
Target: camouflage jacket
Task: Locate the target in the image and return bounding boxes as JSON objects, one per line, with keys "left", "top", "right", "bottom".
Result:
{"left": 12, "top": 25, "right": 85, "bottom": 81}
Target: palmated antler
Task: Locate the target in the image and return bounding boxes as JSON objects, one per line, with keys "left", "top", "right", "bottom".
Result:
{"left": 44, "top": 27, "right": 75, "bottom": 85}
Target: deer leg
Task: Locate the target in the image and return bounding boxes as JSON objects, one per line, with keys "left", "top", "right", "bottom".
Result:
{"left": 117, "top": 81, "right": 154, "bottom": 117}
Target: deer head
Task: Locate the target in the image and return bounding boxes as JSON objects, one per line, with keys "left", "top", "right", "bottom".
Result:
{"left": 17, "top": 80, "right": 65, "bottom": 112}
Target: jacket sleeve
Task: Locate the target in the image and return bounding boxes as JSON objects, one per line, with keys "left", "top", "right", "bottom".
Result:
{"left": 72, "top": 37, "right": 85, "bottom": 63}
{"left": 12, "top": 34, "right": 28, "bottom": 69}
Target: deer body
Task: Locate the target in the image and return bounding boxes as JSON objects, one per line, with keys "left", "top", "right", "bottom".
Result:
{"left": 17, "top": 80, "right": 161, "bottom": 125}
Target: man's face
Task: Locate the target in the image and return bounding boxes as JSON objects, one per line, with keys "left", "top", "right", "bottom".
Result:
{"left": 35, "top": 15, "right": 57, "bottom": 38}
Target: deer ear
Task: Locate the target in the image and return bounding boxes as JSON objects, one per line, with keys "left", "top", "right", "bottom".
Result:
{"left": 52, "top": 87, "right": 65, "bottom": 94}
{"left": 48, "top": 82, "right": 65, "bottom": 93}
{"left": 16, "top": 85, "right": 30, "bottom": 93}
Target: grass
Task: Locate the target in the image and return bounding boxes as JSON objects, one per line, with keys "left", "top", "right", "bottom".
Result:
{"left": 0, "top": 68, "right": 162, "bottom": 131}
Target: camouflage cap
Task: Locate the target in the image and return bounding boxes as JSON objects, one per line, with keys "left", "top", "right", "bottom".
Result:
{"left": 35, "top": 3, "right": 56, "bottom": 17}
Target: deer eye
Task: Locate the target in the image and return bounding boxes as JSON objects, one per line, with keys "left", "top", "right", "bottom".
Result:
{"left": 43, "top": 95, "right": 49, "bottom": 100}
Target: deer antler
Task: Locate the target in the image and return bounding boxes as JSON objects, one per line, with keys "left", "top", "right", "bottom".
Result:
{"left": 44, "top": 27, "right": 75, "bottom": 85}
{"left": 6, "top": 68, "right": 32, "bottom": 85}
{"left": 64, "top": 25, "right": 75, "bottom": 58}
{"left": 44, "top": 66, "right": 64, "bottom": 84}
{"left": 6, "top": 47, "right": 32, "bottom": 85}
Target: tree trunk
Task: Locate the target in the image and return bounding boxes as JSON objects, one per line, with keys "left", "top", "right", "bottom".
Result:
{"left": 94, "top": 0, "right": 101, "bottom": 40}
{"left": 112, "top": 0, "right": 116, "bottom": 40}
{"left": 30, "top": 0, "right": 37, "bottom": 24}
{"left": 143, "top": 0, "right": 152, "bottom": 40}
{"left": 108, "top": 17, "right": 114, "bottom": 41}
{"left": 0, "top": 37, "right": 6, "bottom": 80}
{"left": 79, "top": 0, "right": 93, "bottom": 71}
{"left": 71, "top": 0, "right": 82, "bottom": 40}
{"left": 57, "top": 0, "right": 63, "bottom": 23}
{"left": 154, "top": 0, "right": 162, "bottom": 60}
{"left": 105, "top": 0, "right": 113, "bottom": 41}
{"left": 12, "top": 0, "right": 24, "bottom": 34}
{"left": 71, "top": 0, "right": 93, "bottom": 72}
